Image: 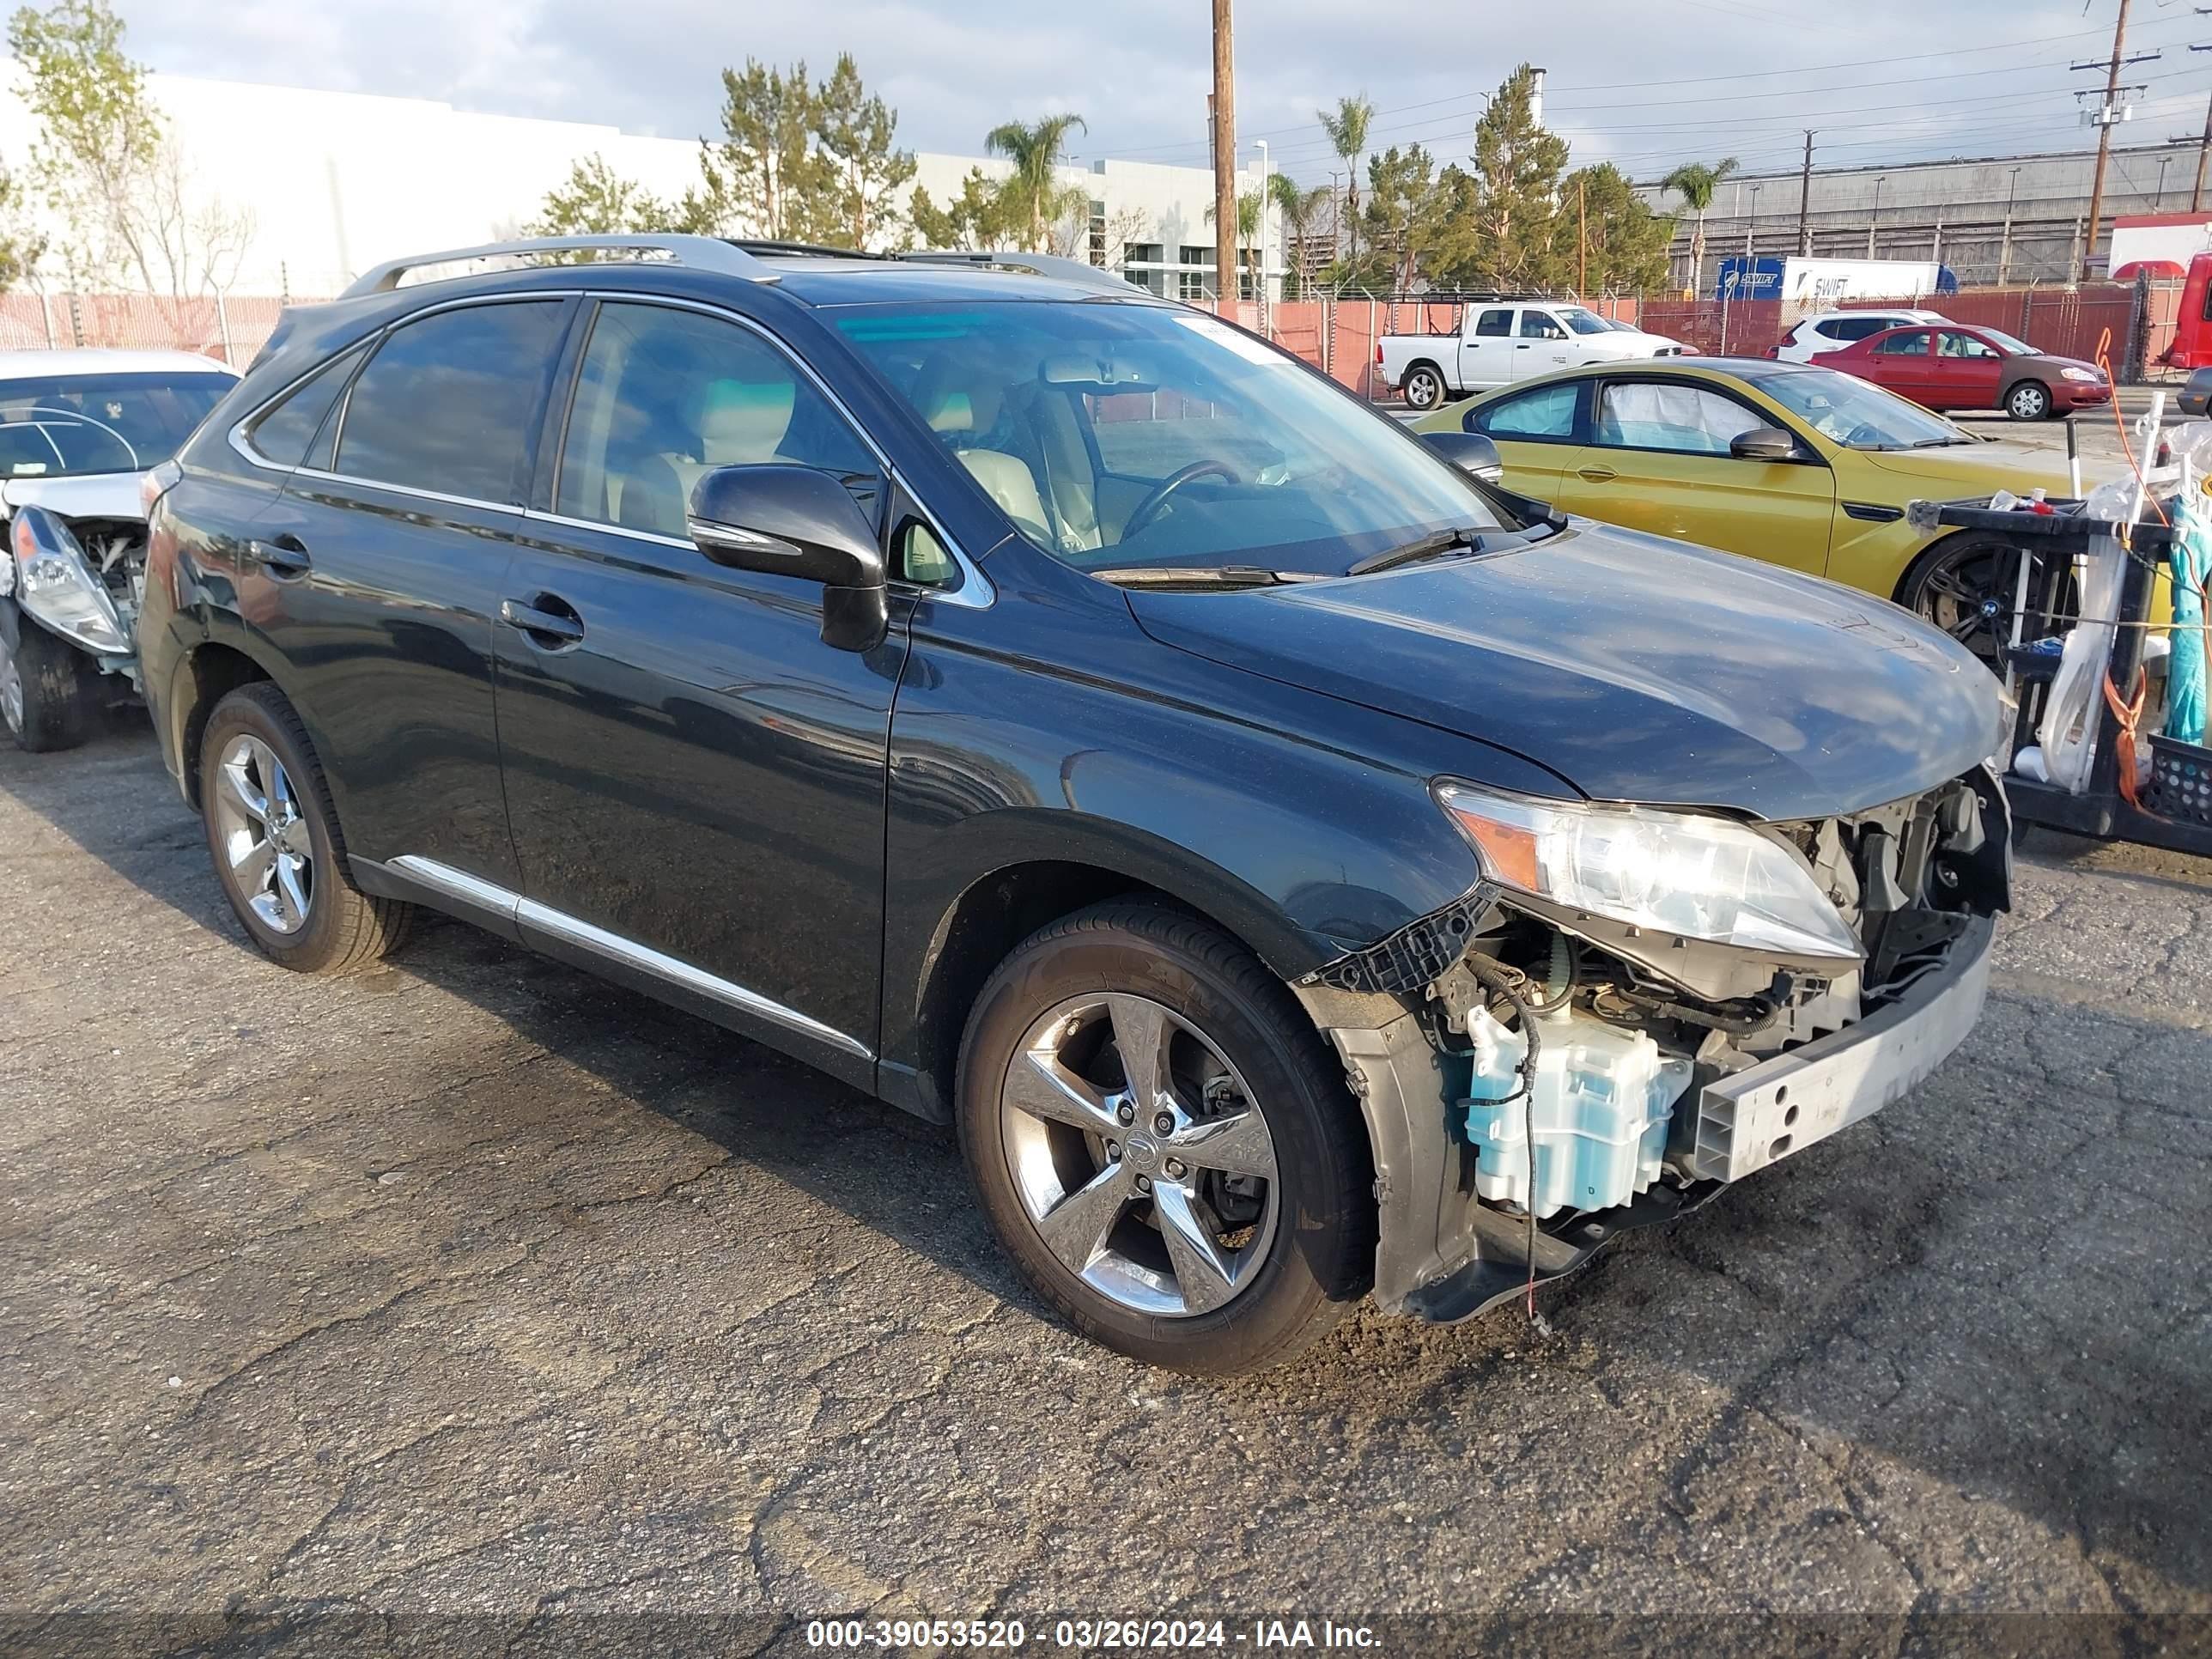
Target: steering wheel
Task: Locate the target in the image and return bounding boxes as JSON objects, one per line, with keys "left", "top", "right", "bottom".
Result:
{"left": 1121, "top": 460, "right": 1240, "bottom": 539}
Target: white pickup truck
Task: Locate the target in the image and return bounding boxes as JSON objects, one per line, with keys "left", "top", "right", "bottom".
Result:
{"left": 1377, "top": 299, "right": 1688, "bottom": 410}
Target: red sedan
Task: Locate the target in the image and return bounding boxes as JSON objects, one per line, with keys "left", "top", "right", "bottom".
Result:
{"left": 1811, "top": 323, "right": 2111, "bottom": 421}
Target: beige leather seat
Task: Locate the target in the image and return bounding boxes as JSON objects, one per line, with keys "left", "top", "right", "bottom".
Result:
{"left": 611, "top": 380, "right": 796, "bottom": 536}
{"left": 910, "top": 356, "right": 1104, "bottom": 552}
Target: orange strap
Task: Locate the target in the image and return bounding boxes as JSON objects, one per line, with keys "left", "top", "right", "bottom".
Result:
{"left": 2104, "top": 670, "right": 2148, "bottom": 807}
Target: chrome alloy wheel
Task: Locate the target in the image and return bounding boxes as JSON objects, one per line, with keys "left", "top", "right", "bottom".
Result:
{"left": 213, "top": 733, "right": 313, "bottom": 934}
{"left": 1000, "top": 993, "right": 1280, "bottom": 1318}
{"left": 0, "top": 633, "right": 21, "bottom": 736}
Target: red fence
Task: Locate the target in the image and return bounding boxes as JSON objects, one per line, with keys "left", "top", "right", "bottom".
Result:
{"left": 0, "top": 292, "right": 308, "bottom": 366}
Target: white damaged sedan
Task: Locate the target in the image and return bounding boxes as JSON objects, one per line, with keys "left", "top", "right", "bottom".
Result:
{"left": 1, "top": 348, "right": 239, "bottom": 750}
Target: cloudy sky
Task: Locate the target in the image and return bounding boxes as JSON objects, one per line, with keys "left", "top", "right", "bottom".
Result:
{"left": 119, "top": 0, "right": 2212, "bottom": 185}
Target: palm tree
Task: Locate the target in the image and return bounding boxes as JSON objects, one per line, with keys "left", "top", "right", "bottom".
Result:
{"left": 1659, "top": 156, "right": 1740, "bottom": 298}
{"left": 1267, "top": 171, "right": 1328, "bottom": 293}
{"left": 1205, "top": 189, "right": 1265, "bottom": 297}
{"left": 985, "top": 112, "right": 1088, "bottom": 251}
{"left": 1317, "top": 94, "right": 1374, "bottom": 264}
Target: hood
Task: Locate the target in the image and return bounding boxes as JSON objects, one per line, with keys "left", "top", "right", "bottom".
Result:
{"left": 0, "top": 471, "right": 147, "bottom": 521}
{"left": 1126, "top": 523, "right": 2002, "bottom": 822}
{"left": 1852, "top": 439, "right": 2087, "bottom": 492}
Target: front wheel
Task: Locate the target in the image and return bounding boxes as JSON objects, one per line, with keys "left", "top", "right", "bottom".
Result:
{"left": 2006, "top": 380, "right": 2051, "bottom": 421}
{"left": 957, "top": 902, "right": 1373, "bottom": 1374}
{"left": 0, "top": 606, "right": 94, "bottom": 753}
{"left": 1402, "top": 364, "right": 1446, "bottom": 410}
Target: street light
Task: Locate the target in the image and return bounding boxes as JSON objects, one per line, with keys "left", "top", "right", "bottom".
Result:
{"left": 1255, "top": 137, "right": 1271, "bottom": 329}
{"left": 1747, "top": 182, "right": 1762, "bottom": 258}
{"left": 1868, "top": 174, "right": 1886, "bottom": 259}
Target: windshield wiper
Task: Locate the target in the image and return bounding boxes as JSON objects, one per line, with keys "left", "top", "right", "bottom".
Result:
{"left": 1092, "top": 564, "right": 1324, "bottom": 589}
{"left": 1345, "top": 526, "right": 1483, "bottom": 577}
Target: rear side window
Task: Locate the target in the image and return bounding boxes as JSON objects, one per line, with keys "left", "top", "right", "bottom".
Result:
{"left": 1842, "top": 317, "right": 1893, "bottom": 342}
{"left": 1474, "top": 308, "right": 1513, "bottom": 337}
{"left": 1873, "top": 331, "right": 1930, "bottom": 356}
{"left": 1469, "top": 380, "right": 1578, "bottom": 440}
{"left": 335, "top": 301, "right": 566, "bottom": 502}
{"left": 247, "top": 344, "right": 366, "bottom": 467}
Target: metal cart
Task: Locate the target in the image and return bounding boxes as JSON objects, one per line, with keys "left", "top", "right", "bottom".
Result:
{"left": 1909, "top": 496, "right": 2212, "bottom": 860}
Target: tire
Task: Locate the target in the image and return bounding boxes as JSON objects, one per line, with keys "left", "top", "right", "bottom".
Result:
{"left": 1896, "top": 532, "right": 2069, "bottom": 674}
{"left": 198, "top": 682, "right": 413, "bottom": 974}
{"left": 0, "top": 606, "right": 94, "bottom": 753}
{"left": 957, "top": 900, "right": 1372, "bottom": 1375}
{"left": 1402, "top": 363, "right": 1446, "bottom": 411}
{"left": 2005, "top": 380, "right": 2051, "bottom": 421}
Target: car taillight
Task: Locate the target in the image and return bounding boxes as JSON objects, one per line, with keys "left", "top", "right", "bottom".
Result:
{"left": 140, "top": 458, "right": 183, "bottom": 517}
{"left": 1765, "top": 345, "right": 1780, "bottom": 359}
{"left": 1375, "top": 342, "right": 1383, "bottom": 364}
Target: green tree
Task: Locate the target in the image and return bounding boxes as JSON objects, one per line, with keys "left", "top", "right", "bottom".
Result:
{"left": 0, "top": 154, "right": 42, "bottom": 289}
{"left": 815, "top": 52, "right": 915, "bottom": 249}
{"left": 1266, "top": 172, "right": 1326, "bottom": 297}
{"left": 1659, "top": 155, "right": 1739, "bottom": 296}
{"left": 1359, "top": 144, "right": 1441, "bottom": 292}
{"left": 526, "top": 154, "right": 677, "bottom": 238}
{"left": 984, "top": 112, "right": 1086, "bottom": 251}
{"left": 8, "top": 0, "right": 249, "bottom": 300}
{"left": 1318, "top": 94, "right": 1373, "bottom": 264}
{"left": 1432, "top": 64, "right": 1570, "bottom": 292}
{"left": 696, "top": 58, "right": 836, "bottom": 242}
{"left": 1555, "top": 162, "right": 1674, "bottom": 293}
{"left": 910, "top": 167, "right": 1015, "bottom": 250}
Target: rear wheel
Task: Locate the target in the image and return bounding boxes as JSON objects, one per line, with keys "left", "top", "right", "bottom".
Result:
{"left": 1402, "top": 363, "right": 1446, "bottom": 411}
{"left": 198, "top": 683, "right": 413, "bottom": 974}
{"left": 0, "top": 607, "right": 94, "bottom": 753}
{"left": 2006, "top": 380, "right": 2051, "bottom": 421}
{"left": 957, "top": 902, "right": 1372, "bottom": 1375}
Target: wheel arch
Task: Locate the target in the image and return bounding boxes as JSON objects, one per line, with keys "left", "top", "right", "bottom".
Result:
{"left": 895, "top": 848, "right": 1332, "bottom": 1126}
{"left": 169, "top": 636, "right": 278, "bottom": 809}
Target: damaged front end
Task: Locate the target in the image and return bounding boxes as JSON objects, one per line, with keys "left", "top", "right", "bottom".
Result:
{"left": 1297, "top": 769, "right": 2008, "bottom": 1323}
{"left": 4, "top": 504, "right": 146, "bottom": 684}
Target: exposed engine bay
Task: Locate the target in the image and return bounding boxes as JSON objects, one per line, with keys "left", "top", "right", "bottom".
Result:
{"left": 3, "top": 505, "right": 149, "bottom": 686}
{"left": 1300, "top": 768, "right": 2008, "bottom": 1322}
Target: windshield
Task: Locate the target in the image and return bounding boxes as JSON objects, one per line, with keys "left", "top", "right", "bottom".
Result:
{"left": 836, "top": 301, "right": 1500, "bottom": 577}
{"left": 1978, "top": 328, "right": 2034, "bottom": 356}
{"left": 0, "top": 371, "right": 234, "bottom": 479}
{"left": 1556, "top": 307, "right": 1612, "bottom": 336}
{"left": 1731, "top": 364, "right": 1970, "bottom": 449}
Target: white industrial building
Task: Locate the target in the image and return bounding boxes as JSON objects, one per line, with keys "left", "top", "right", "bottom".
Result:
{"left": 0, "top": 67, "right": 1284, "bottom": 301}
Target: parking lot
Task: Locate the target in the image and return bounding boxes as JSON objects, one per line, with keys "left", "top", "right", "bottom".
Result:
{"left": 4, "top": 693, "right": 2209, "bottom": 1646}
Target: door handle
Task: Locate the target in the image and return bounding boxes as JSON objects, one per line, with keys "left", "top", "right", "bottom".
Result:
{"left": 500, "top": 596, "right": 586, "bottom": 647}
{"left": 1577, "top": 465, "right": 1619, "bottom": 483}
{"left": 1515, "top": 343, "right": 1533, "bottom": 349}
{"left": 246, "top": 536, "right": 310, "bottom": 578}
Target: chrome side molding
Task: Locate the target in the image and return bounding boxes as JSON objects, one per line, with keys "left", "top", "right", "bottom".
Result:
{"left": 376, "top": 854, "right": 872, "bottom": 1060}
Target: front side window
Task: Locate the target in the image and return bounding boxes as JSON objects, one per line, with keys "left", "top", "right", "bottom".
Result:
{"left": 1937, "top": 331, "right": 1999, "bottom": 360}
{"left": 555, "top": 302, "right": 879, "bottom": 541}
{"left": 335, "top": 301, "right": 566, "bottom": 501}
{"left": 1474, "top": 308, "right": 1513, "bottom": 338}
{"left": 1594, "top": 382, "right": 1762, "bottom": 455}
{"left": 1471, "top": 380, "right": 1579, "bottom": 441}
{"left": 1872, "top": 330, "right": 1930, "bottom": 356}
{"left": 836, "top": 301, "right": 1500, "bottom": 578}
{"left": 1735, "top": 365, "right": 1968, "bottom": 449}
{"left": 1518, "top": 311, "right": 1567, "bottom": 339}
{"left": 0, "top": 370, "right": 235, "bottom": 479}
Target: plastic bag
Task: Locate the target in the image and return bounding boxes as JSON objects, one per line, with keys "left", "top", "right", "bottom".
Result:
{"left": 2037, "top": 531, "right": 2127, "bottom": 793}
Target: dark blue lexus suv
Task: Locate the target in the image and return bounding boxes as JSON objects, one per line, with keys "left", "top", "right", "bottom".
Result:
{"left": 140, "top": 236, "right": 2009, "bottom": 1372}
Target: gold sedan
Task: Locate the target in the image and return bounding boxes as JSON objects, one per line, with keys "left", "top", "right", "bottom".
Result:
{"left": 1415, "top": 357, "right": 2106, "bottom": 660}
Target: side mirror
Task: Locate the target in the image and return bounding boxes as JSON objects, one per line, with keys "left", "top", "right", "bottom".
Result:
{"left": 689, "top": 464, "right": 889, "bottom": 653}
{"left": 1419, "top": 429, "right": 1504, "bottom": 482}
{"left": 1729, "top": 426, "right": 1804, "bottom": 462}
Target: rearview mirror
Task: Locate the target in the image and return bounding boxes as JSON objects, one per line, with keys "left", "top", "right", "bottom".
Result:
{"left": 1039, "top": 353, "right": 1158, "bottom": 391}
{"left": 1419, "top": 429, "right": 1504, "bottom": 481}
{"left": 1729, "top": 426, "right": 1804, "bottom": 462}
{"left": 689, "top": 464, "right": 889, "bottom": 653}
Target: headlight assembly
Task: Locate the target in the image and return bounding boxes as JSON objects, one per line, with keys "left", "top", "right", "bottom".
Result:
{"left": 10, "top": 508, "right": 130, "bottom": 654}
{"left": 1435, "top": 780, "right": 1865, "bottom": 962}
{"left": 2060, "top": 367, "right": 2103, "bottom": 384}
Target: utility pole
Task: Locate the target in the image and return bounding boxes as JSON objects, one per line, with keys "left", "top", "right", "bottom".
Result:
{"left": 1796, "top": 131, "right": 1814, "bottom": 255}
{"left": 2182, "top": 90, "right": 2212, "bottom": 210}
{"left": 1211, "top": 0, "right": 1237, "bottom": 310}
{"left": 2076, "top": 0, "right": 2156, "bottom": 282}
{"left": 1577, "top": 173, "right": 1588, "bottom": 296}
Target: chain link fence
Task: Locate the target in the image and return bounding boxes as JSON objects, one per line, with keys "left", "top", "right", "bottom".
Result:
{"left": 0, "top": 292, "right": 318, "bottom": 367}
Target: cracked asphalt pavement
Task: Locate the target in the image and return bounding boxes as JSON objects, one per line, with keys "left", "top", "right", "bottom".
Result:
{"left": 3, "top": 720, "right": 2209, "bottom": 1656}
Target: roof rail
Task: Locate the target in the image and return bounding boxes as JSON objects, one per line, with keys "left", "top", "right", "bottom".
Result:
{"left": 899, "top": 249, "right": 1136, "bottom": 295}
{"left": 340, "top": 235, "right": 781, "bottom": 298}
